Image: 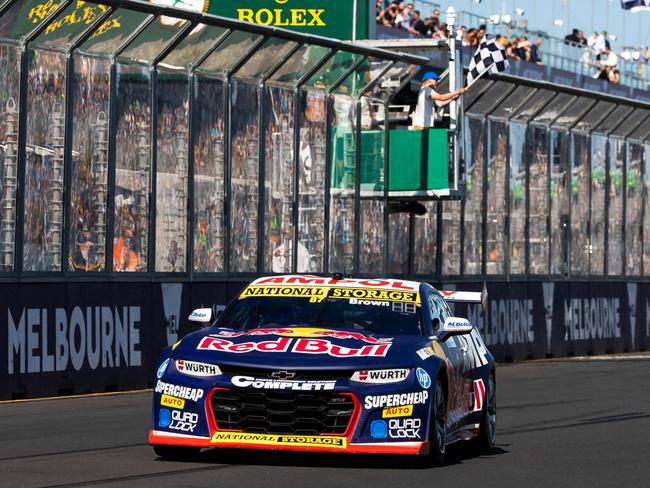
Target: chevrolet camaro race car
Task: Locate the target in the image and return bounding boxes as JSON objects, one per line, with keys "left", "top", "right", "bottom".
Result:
{"left": 149, "top": 275, "right": 496, "bottom": 463}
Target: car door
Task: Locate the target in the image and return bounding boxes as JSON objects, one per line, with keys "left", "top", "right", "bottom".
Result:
{"left": 452, "top": 300, "right": 491, "bottom": 424}
{"left": 426, "top": 290, "right": 466, "bottom": 430}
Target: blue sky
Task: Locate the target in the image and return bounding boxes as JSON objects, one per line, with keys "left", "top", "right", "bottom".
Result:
{"left": 431, "top": 0, "right": 648, "bottom": 49}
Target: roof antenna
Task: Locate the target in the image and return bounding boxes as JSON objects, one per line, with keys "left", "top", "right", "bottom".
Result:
{"left": 332, "top": 272, "right": 344, "bottom": 281}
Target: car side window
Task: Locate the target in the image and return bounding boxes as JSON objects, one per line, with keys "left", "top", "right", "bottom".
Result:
{"left": 427, "top": 291, "right": 448, "bottom": 331}
{"left": 434, "top": 294, "right": 449, "bottom": 324}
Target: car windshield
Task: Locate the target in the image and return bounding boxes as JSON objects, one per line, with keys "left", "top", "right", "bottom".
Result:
{"left": 217, "top": 286, "right": 422, "bottom": 336}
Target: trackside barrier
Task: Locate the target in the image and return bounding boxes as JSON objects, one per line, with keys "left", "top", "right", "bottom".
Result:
{"left": 1, "top": 281, "right": 648, "bottom": 399}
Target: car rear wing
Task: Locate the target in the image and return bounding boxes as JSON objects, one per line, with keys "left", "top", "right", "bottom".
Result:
{"left": 439, "top": 285, "right": 488, "bottom": 311}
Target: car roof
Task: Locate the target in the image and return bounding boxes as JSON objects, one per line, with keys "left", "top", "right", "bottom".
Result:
{"left": 248, "top": 275, "right": 423, "bottom": 292}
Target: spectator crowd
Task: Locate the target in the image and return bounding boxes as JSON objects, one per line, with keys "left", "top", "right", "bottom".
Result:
{"left": 376, "top": 2, "right": 546, "bottom": 67}
{"left": 565, "top": 28, "right": 621, "bottom": 84}
{"left": 376, "top": 2, "right": 449, "bottom": 39}
{"left": 376, "top": 2, "right": 648, "bottom": 85}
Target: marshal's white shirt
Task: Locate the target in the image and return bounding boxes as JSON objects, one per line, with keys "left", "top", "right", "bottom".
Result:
{"left": 411, "top": 86, "right": 440, "bottom": 128}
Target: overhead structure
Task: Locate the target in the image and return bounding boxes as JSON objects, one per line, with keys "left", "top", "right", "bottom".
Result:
{"left": 0, "top": 0, "right": 441, "bottom": 277}
{"left": 3, "top": 0, "right": 649, "bottom": 280}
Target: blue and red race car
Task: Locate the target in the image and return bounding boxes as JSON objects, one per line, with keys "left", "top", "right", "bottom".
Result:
{"left": 149, "top": 275, "right": 495, "bottom": 463}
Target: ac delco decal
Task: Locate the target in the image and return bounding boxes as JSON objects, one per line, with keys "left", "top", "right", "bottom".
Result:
{"left": 213, "top": 328, "right": 391, "bottom": 344}
{"left": 197, "top": 337, "right": 391, "bottom": 357}
{"left": 211, "top": 432, "right": 347, "bottom": 449}
{"left": 232, "top": 375, "right": 336, "bottom": 391}
{"left": 175, "top": 359, "right": 221, "bottom": 377}
{"left": 364, "top": 391, "right": 429, "bottom": 409}
{"left": 154, "top": 380, "right": 204, "bottom": 402}
{"left": 350, "top": 369, "right": 410, "bottom": 384}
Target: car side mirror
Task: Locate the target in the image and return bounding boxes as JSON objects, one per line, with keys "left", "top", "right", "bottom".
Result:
{"left": 436, "top": 317, "right": 473, "bottom": 342}
{"left": 188, "top": 308, "right": 212, "bottom": 325}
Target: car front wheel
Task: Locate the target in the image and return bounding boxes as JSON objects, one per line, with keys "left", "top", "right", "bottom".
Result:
{"left": 429, "top": 378, "right": 447, "bottom": 464}
{"left": 475, "top": 372, "right": 496, "bottom": 453}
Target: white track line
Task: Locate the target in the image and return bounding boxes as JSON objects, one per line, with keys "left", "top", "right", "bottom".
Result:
{"left": 0, "top": 389, "right": 152, "bottom": 404}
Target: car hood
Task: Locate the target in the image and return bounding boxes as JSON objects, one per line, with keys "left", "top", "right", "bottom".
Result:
{"left": 171, "top": 327, "right": 430, "bottom": 370}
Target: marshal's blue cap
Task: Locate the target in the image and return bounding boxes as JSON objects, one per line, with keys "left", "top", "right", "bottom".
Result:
{"left": 422, "top": 71, "right": 440, "bottom": 82}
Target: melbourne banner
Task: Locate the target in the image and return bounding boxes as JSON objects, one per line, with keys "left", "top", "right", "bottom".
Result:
{"left": 445, "top": 281, "right": 649, "bottom": 361}
{"left": 0, "top": 281, "right": 243, "bottom": 400}
{"left": 1, "top": 280, "right": 649, "bottom": 399}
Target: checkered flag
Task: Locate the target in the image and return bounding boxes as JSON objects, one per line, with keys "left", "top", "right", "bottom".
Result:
{"left": 467, "top": 36, "right": 509, "bottom": 87}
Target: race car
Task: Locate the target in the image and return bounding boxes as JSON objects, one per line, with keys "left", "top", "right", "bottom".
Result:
{"left": 149, "top": 275, "right": 496, "bottom": 463}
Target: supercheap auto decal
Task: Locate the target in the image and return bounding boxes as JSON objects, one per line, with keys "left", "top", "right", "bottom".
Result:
{"left": 364, "top": 391, "right": 429, "bottom": 409}
{"left": 154, "top": 380, "right": 204, "bottom": 402}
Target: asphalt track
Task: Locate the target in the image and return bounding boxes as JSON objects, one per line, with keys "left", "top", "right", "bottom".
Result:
{"left": 3, "top": 357, "right": 650, "bottom": 488}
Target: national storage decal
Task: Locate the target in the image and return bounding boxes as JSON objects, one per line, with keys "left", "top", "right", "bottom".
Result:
{"left": 240, "top": 286, "right": 419, "bottom": 304}
{"left": 211, "top": 432, "right": 347, "bottom": 449}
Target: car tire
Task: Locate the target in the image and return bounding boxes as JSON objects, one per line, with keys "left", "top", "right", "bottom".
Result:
{"left": 475, "top": 372, "right": 496, "bottom": 453}
{"left": 153, "top": 444, "right": 201, "bottom": 460}
{"left": 429, "top": 377, "right": 447, "bottom": 464}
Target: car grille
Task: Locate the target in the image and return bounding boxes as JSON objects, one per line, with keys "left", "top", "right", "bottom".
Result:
{"left": 211, "top": 389, "right": 355, "bottom": 435}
